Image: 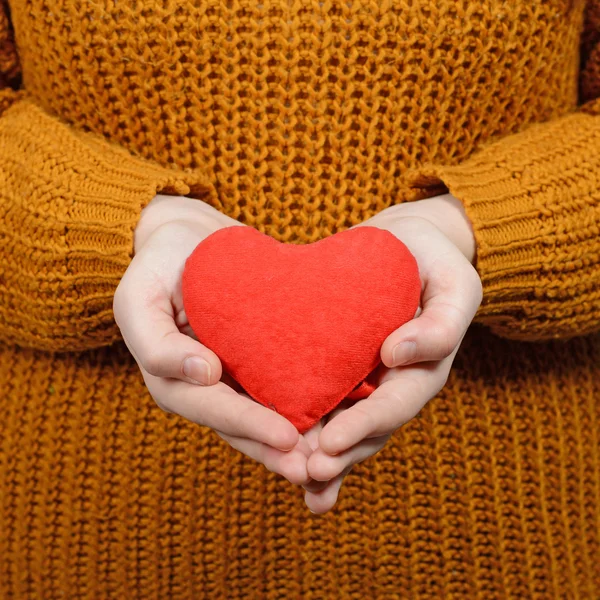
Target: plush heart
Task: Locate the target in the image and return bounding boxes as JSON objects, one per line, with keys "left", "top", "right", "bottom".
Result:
{"left": 182, "top": 226, "right": 421, "bottom": 433}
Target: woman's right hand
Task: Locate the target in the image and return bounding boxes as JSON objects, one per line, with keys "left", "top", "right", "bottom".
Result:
{"left": 114, "top": 195, "right": 313, "bottom": 485}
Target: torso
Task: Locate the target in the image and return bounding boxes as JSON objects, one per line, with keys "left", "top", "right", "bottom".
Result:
{"left": 9, "top": 0, "right": 584, "bottom": 241}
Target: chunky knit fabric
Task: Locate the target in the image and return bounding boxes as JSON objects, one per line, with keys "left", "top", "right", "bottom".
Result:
{"left": 0, "top": 0, "right": 599, "bottom": 597}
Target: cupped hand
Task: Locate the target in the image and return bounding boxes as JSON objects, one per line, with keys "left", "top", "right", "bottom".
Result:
{"left": 114, "top": 195, "right": 314, "bottom": 486}
{"left": 302, "top": 194, "right": 483, "bottom": 513}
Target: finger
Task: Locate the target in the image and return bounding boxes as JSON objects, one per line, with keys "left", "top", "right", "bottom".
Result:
{"left": 326, "top": 398, "right": 357, "bottom": 423}
{"left": 295, "top": 432, "right": 315, "bottom": 458}
{"left": 307, "top": 434, "right": 390, "bottom": 481}
{"left": 319, "top": 359, "right": 453, "bottom": 455}
{"left": 304, "top": 465, "right": 354, "bottom": 514}
{"left": 302, "top": 416, "right": 329, "bottom": 492}
{"left": 216, "top": 431, "right": 311, "bottom": 485}
{"left": 381, "top": 296, "right": 477, "bottom": 367}
{"left": 302, "top": 478, "right": 330, "bottom": 493}
{"left": 378, "top": 222, "right": 482, "bottom": 367}
{"left": 115, "top": 280, "right": 222, "bottom": 384}
{"left": 300, "top": 403, "right": 350, "bottom": 492}
{"left": 300, "top": 419, "right": 329, "bottom": 492}
{"left": 302, "top": 419, "right": 324, "bottom": 452}
{"left": 113, "top": 227, "right": 222, "bottom": 384}
{"left": 300, "top": 399, "right": 362, "bottom": 491}
{"left": 147, "top": 377, "right": 299, "bottom": 450}
{"left": 174, "top": 308, "right": 199, "bottom": 340}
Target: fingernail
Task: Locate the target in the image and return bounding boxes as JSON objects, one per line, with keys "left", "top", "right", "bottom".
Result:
{"left": 183, "top": 357, "right": 211, "bottom": 384}
{"left": 392, "top": 341, "right": 417, "bottom": 365}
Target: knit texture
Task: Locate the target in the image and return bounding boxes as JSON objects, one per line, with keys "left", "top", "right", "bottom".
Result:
{"left": 2, "top": 330, "right": 599, "bottom": 599}
{"left": 0, "top": 0, "right": 600, "bottom": 597}
{"left": 0, "top": 98, "right": 216, "bottom": 350}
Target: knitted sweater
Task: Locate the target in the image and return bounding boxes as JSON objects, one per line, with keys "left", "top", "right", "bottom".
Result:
{"left": 0, "top": 0, "right": 599, "bottom": 597}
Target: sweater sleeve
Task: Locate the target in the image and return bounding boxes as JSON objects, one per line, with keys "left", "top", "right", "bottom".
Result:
{"left": 403, "top": 2, "right": 600, "bottom": 342}
{"left": 0, "top": 5, "right": 216, "bottom": 352}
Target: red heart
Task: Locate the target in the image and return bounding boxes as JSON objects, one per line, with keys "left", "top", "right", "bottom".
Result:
{"left": 182, "top": 226, "right": 420, "bottom": 433}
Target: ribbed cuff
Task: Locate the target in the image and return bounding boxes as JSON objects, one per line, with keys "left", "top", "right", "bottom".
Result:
{"left": 404, "top": 111, "right": 600, "bottom": 340}
{"left": 0, "top": 98, "right": 216, "bottom": 351}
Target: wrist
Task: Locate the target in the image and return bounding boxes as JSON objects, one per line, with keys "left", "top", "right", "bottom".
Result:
{"left": 134, "top": 195, "right": 232, "bottom": 255}
{"left": 396, "top": 194, "right": 477, "bottom": 265}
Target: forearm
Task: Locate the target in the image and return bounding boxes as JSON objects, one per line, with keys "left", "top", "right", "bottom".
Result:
{"left": 0, "top": 98, "right": 214, "bottom": 352}
{"left": 403, "top": 110, "right": 600, "bottom": 341}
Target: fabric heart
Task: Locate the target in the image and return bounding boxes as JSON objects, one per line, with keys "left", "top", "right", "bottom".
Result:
{"left": 182, "top": 226, "right": 421, "bottom": 433}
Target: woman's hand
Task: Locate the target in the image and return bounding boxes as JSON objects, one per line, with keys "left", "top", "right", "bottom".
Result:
{"left": 302, "top": 194, "right": 483, "bottom": 513}
{"left": 114, "top": 195, "right": 314, "bottom": 486}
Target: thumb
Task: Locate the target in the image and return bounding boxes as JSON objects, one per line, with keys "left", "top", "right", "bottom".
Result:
{"left": 114, "top": 266, "right": 222, "bottom": 386}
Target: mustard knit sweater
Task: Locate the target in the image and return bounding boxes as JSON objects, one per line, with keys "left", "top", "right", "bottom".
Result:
{"left": 1, "top": 0, "right": 599, "bottom": 598}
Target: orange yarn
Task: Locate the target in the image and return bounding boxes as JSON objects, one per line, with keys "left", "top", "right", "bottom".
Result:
{"left": 0, "top": 0, "right": 599, "bottom": 597}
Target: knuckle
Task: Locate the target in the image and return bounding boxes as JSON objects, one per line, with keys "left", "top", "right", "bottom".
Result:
{"left": 142, "top": 350, "right": 165, "bottom": 376}
{"left": 381, "top": 376, "right": 443, "bottom": 426}
{"left": 431, "top": 322, "right": 458, "bottom": 357}
{"left": 350, "top": 403, "right": 378, "bottom": 436}
{"left": 380, "top": 392, "right": 412, "bottom": 428}
{"left": 151, "top": 220, "right": 187, "bottom": 241}
{"left": 391, "top": 213, "right": 429, "bottom": 228}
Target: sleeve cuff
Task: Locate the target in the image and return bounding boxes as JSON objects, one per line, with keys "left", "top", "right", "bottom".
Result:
{"left": 0, "top": 98, "right": 217, "bottom": 350}
{"left": 403, "top": 111, "right": 600, "bottom": 340}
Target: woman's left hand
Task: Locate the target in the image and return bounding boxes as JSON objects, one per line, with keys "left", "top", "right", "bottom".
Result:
{"left": 302, "top": 194, "right": 483, "bottom": 514}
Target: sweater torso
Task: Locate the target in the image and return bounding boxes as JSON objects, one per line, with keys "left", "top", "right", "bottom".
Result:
{"left": 2, "top": 1, "right": 600, "bottom": 596}
{"left": 9, "top": 0, "right": 583, "bottom": 241}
